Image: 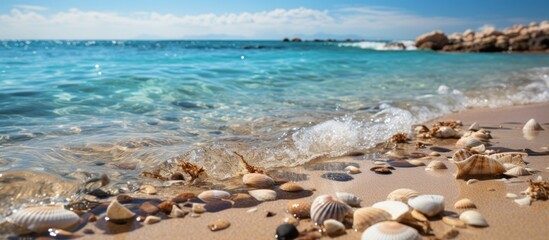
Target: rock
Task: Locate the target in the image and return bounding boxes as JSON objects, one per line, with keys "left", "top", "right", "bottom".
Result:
{"left": 282, "top": 38, "right": 290, "bottom": 42}
{"left": 171, "top": 192, "right": 196, "bottom": 203}
{"left": 529, "top": 35, "right": 549, "bottom": 51}
{"left": 169, "top": 207, "right": 189, "bottom": 218}
{"left": 158, "top": 200, "right": 175, "bottom": 214}
{"left": 144, "top": 216, "right": 161, "bottom": 224}
{"left": 139, "top": 185, "right": 157, "bottom": 195}
{"left": 116, "top": 194, "right": 133, "bottom": 204}
{"left": 106, "top": 200, "right": 135, "bottom": 223}
{"left": 384, "top": 42, "right": 406, "bottom": 50}
{"left": 415, "top": 31, "right": 449, "bottom": 50}
{"left": 510, "top": 35, "right": 530, "bottom": 51}
{"left": 275, "top": 223, "right": 299, "bottom": 240}
{"left": 139, "top": 201, "right": 160, "bottom": 215}
{"left": 291, "top": 38, "right": 302, "bottom": 42}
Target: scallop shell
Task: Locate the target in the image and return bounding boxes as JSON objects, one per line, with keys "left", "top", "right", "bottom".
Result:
{"left": 468, "top": 122, "right": 480, "bottom": 131}
{"left": 279, "top": 182, "right": 304, "bottom": 192}
{"left": 361, "top": 221, "right": 421, "bottom": 240}
{"left": 248, "top": 189, "right": 277, "bottom": 201}
{"left": 287, "top": 200, "right": 311, "bottom": 219}
{"left": 407, "top": 194, "right": 445, "bottom": 217}
{"left": 455, "top": 136, "right": 483, "bottom": 148}
{"left": 522, "top": 118, "right": 544, "bottom": 131}
{"left": 407, "top": 160, "right": 426, "bottom": 166}
{"left": 310, "top": 195, "right": 352, "bottom": 225}
{"left": 345, "top": 165, "right": 362, "bottom": 174}
{"left": 198, "top": 190, "right": 231, "bottom": 202}
{"left": 454, "top": 198, "right": 476, "bottom": 209}
{"left": 434, "top": 126, "right": 458, "bottom": 138}
{"left": 453, "top": 154, "right": 506, "bottom": 179}
{"left": 371, "top": 200, "right": 410, "bottom": 221}
{"left": 7, "top": 204, "right": 80, "bottom": 232}
{"left": 459, "top": 210, "right": 488, "bottom": 227}
{"left": 425, "top": 160, "right": 447, "bottom": 171}
{"left": 352, "top": 207, "right": 392, "bottom": 231}
{"left": 323, "top": 219, "right": 346, "bottom": 237}
{"left": 504, "top": 166, "right": 531, "bottom": 177}
{"left": 386, "top": 188, "right": 419, "bottom": 203}
{"left": 336, "top": 192, "right": 362, "bottom": 207}
{"left": 242, "top": 173, "right": 274, "bottom": 189}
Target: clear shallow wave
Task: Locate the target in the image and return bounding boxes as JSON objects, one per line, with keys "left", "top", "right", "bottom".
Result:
{"left": 0, "top": 40, "right": 548, "bottom": 214}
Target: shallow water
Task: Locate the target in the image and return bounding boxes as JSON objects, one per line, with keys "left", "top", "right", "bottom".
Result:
{"left": 1, "top": 40, "right": 548, "bottom": 214}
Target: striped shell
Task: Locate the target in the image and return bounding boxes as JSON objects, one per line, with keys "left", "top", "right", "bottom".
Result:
{"left": 407, "top": 194, "right": 445, "bottom": 217}
{"left": 433, "top": 126, "right": 458, "bottom": 138}
{"left": 454, "top": 198, "right": 476, "bottom": 209}
{"left": 490, "top": 152, "right": 527, "bottom": 167}
{"left": 425, "top": 160, "right": 447, "bottom": 171}
{"left": 7, "top": 204, "right": 80, "bottom": 232}
{"left": 459, "top": 210, "right": 488, "bottom": 227}
{"left": 455, "top": 136, "right": 483, "bottom": 148}
{"left": 522, "top": 118, "right": 544, "bottom": 131}
{"left": 242, "top": 173, "right": 274, "bottom": 189}
{"left": 248, "top": 189, "right": 277, "bottom": 201}
{"left": 310, "top": 195, "right": 352, "bottom": 225}
{"left": 452, "top": 149, "right": 472, "bottom": 162}
{"left": 504, "top": 166, "right": 531, "bottom": 177}
{"left": 198, "top": 190, "right": 231, "bottom": 202}
{"left": 361, "top": 221, "right": 421, "bottom": 240}
{"left": 336, "top": 192, "right": 362, "bottom": 207}
{"left": 372, "top": 201, "right": 410, "bottom": 221}
{"left": 352, "top": 207, "right": 392, "bottom": 231}
{"left": 279, "top": 182, "right": 304, "bottom": 192}
{"left": 453, "top": 154, "right": 506, "bottom": 179}
{"left": 386, "top": 188, "right": 419, "bottom": 203}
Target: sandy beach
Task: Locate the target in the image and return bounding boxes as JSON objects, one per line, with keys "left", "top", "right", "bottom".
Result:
{"left": 27, "top": 102, "right": 541, "bottom": 240}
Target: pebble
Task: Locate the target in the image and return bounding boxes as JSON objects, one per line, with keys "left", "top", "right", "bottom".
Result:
{"left": 106, "top": 200, "right": 135, "bottom": 223}
{"left": 247, "top": 207, "right": 258, "bottom": 213}
{"left": 283, "top": 215, "right": 298, "bottom": 225}
{"left": 82, "top": 229, "right": 94, "bottom": 235}
{"left": 370, "top": 166, "right": 393, "bottom": 174}
{"left": 169, "top": 206, "right": 189, "bottom": 218}
{"left": 158, "top": 200, "right": 175, "bottom": 214}
{"left": 172, "top": 192, "right": 196, "bottom": 203}
{"left": 144, "top": 216, "right": 161, "bottom": 224}
{"left": 88, "top": 214, "right": 97, "bottom": 222}
{"left": 320, "top": 172, "right": 353, "bottom": 182}
{"left": 324, "top": 219, "right": 346, "bottom": 237}
{"left": 208, "top": 219, "right": 231, "bottom": 231}
{"left": 344, "top": 165, "right": 361, "bottom": 174}
{"left": 139, "top": 201, "right": 160, "bottom": 215}
{"left": 140, "top": 185, "right": 157, "bottom": 195}
{"left": 373, "top": 161, "right": 386, "bottom": 165}
{"left": 275, "top": 223, "right": 299, "bottom": 240}
{"left": 116, "top": 194, "right": 134, "bottom": 204}
{"left": 506, "top": 193, "right": 518, "bottom": 199}
{"left": 429, "top": 152, "right": 441, "bottom": 157}
{"left": 192, "top": 203, "right": 206, "bottom": 214}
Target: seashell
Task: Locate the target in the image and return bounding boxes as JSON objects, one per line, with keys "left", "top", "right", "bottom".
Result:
{"left": 490, "top": 152, "right": 527, "bottom": 167}
{"left": 386, "top": 188, "right": 419, "bottom": 203}
{"left": 242, "top": 173, "right": 274, "bottom": 189}
{"left": 468, "top": 122, "right": 480, "bottom": 131}
{"left": 192, "top": 203, "right": 206, "bottom": 213}
{"left": 514, "top": 196, "right": 532, "bottom": 206}
{"left": 345, "top": 165, "right": 362, "bottom": 174}
{"left": 455, "top": 136, "right": 483, "bottom": 149}
{"left": 407, "top": 160, "right": 426, "bottom": 166}
{"left": 414, "top": 125, "right": 430, "bottom": 134}
{"left": 276, "top": 223, "right": 299, "bottom": 240}
{"left": 287, "top": 200, "right": 312, "bottom": 219}
{"left": 323, "top": 219, "right": 346, "bottom": 237}
{"left": 440, "top": 228, "right": 459, "bottom": 239}
{"left": 522, "top": 118, "right": 544, "bottom": 131}
{"left": 106, "top": 200, "right": 135, "bottom": 223}
{"left": 7, "top": 204, "right": 80, "bottom": 232}
{"left": 310, "top": 195, "right": 352, "bottom": 225}
{"left": 374, "top": 160, "right": 386, "bottom": 165}
{"left": 144, "top": 216, "right": 161, "bottom": 224}
{"left": 371, "top": 200, "right": 410, "bottom": 221}
{"left": 371, "top": 166, "right": 393, "bottom": 174}
{"left": 408, "top": 195, "right": 445, "bottom": 217}
{"left": 352, "top": 207, "right": 392, "bottom": 231}
{"left": 504, "top": 166, "right": 531, "bottom": 177}
{"left": 139, "top": 185, "right": 157, "bottom": 195}
{"left": 429, "top": 152, "right": 441, "bottom": 157}
{"left": 459, "top": 210, "right": 488, "bottom": 227}
{"left": 279, "top": 182, "right": 304, "bottom": 192}
{"left": 471, "top": 130, "right": 491, "bottom": 141}
{"left": 198, "top": 190, "right": 231, "bottom": 202}
{"left": 434, "top": 126, "right": 458, "bottom": 138}
{"left": 425, "top": 160, "right": 447, "bottom": 171}
{"left": 506, "top": 193, "right": 518, "bottom": 199}
{"left": 469, "top": 144, "right": 486, "bottom": 154}
{"left": 466, "top": 179, "right": 479, "bottom": 185}
{"left": 208, "top": 219, "right": 230, "bottom": 231}
{"left": 385, "top": 150, "right": 406, "bottom": 159}
{"left": 503, "top": 163, "right": 517, "bottom": 170}
{"left": 453, "top": 154, "right": 506, "bottom": 179}
{"left": 454, "top": 198, "right": 476, "bottom": 209}
{"left": 248, "top": 189, "right": 277, "bottom": 201}
{"left": 336, "top": 192, "right": 362, "bottom": 207}
{"left": 361, "top": 221, "right": 421, "bottom": 240}
{"left": 452, "top": 149, "right": 472, "bottom": 162}
{"left": 410, "top": 209, "right": 428, "bottom": 222}
{"left": 442, "top": 216, "right": 466, "bottom": 228}
{"left": 283, "top": 215, "right": 298, "bottom": 225}
{"left": 388, "top": 160, "right": 416, "bottom": 168}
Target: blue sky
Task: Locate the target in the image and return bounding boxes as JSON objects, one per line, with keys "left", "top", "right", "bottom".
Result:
{"left": 0, "top": 0, "right": 547, "bottom": 39}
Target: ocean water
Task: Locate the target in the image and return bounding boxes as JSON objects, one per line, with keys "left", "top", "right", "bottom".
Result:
{"left": 1, "top": 40, "right": 549, "bottom": 213}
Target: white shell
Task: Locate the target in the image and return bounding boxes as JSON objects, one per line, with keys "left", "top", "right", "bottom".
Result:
{"left": 336, "top": 192, "right": 362, "bottom": 207}
{"left": 310, "top": 195, "right": 352, "bottom": 225}
{"left": 407, "top": 194, "right": 445, "bottom": 217}
{"left": 323, "top": 219, "right": 346, "bottom": 237}
{"left": 7, "top": 204, "right": 80, "bottom": 232}
{"left": 459, "top": 210, "right": 488, "bottom": 227}
{"left": 491, "top": 152, "right": 527, "bottom": 167}
{"left": 407, "top": 160, "right": 426, "bottom": 166}
{"left": 503, "top": 163, "right": 517, "bottom": 170}
{"left": 248, "top": 189, "right": 277, "bottom": 201}
{"left": 386, "top": 188, "right": 419, "bottom": 203}
{"left": 514, "top": 196, "right": 532, "bottom": 206}
{"left": 469, "top": 144, "right": 486, "bottom": 154}
{"left": 345, "top": 165, "right": 362, "bottom": 174}
{"left": 361, "top": 221, "right": 421, "bottom": 240}
{"left": 522, "top": 118, "right": 544, "bottom": 131}
{"left": 468, "top": 122, "right": 480, "bottom": 131}
{"left": 504, "top": 166, "right": 531, "bottom": 177}
{"left": 466, "top": 179, "right": 479, "bottom": 185}
{"left": 242, "top": 173, "right": 274, "bottom": 189}
{"left": 425, "top": 160, "right": 447, "bottom": 171}
{"left": 506, "top": 193, "right": 518, "bottom": 199}
{"left": 434, "top": 126, "right": 458, "bottom": 138}
{"left": 453, "top": 154, "right": 506, "bottom": 179}
{"left": 198, "top": 190, "right": 231, "bottom": 202}
{"left": 454, "top": 198, "right": 476, "bottom": 209}
{"left": 352, "top": 207, "right": 392, "bottom": 231}
{"left": 455, "top": 136, "right": 483, "bottom": 148}
{"left": 372, "top": 201, "right": 410, "bottom": 221}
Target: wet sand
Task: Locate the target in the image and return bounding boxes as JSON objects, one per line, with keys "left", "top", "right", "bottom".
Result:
{"left": 27, "top": 103, "right": 549, "bottom": 239}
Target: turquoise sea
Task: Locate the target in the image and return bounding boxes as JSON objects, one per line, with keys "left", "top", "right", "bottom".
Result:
{"left": 1, "top": 40, "right": 548, "bottom": 213}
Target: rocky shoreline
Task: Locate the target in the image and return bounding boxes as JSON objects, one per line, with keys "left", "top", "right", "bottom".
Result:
{"left": 415, "top": 21, "right": 549, "bottom": 53}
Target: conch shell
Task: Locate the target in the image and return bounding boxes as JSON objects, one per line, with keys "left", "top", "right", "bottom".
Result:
{"left": 453, "top": 154, "right": 506, "bottom": 179}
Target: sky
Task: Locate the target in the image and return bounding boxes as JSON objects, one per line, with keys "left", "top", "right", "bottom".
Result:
{"left": 0, "top": 0, "right": 547, "bottom": 40}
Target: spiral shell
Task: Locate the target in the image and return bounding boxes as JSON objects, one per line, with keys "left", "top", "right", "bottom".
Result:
{"left": 7, "top": 204, "right": 80, "bottom": 232}
{"left": 242, "top": 173, "right": 274, "bottom": 189}
{"left": 198, "top": 190, "right": 231, "bottom": 202}
{"left": 336, "top": 192, "right": 362, "bottom": 207}
{"left": 386, "top": 188, "right": 419, "bottom": 203}
{"left": 407, "top": 194, "right": 445, "bottom": 217}
{"left": 459, "top": 210, "right": 488, "bottom": 227}
{"left": 352, "top": 207, "right": 392, "bottom": 231}
{"left": 454, "top": 198, "right": 476, "bottom": 209}
{"left": 310, "top": 195, "right": 352, "bottom": 225}
{"left": 372, "top": 201, "right": 410, "bottom": 221}
{"left": 361, "top": 221, "right": 421, "bottom": 240}
{"left": 453, "top": 154, "right": 506, "bottom": 179}
{"left": 425, "top": 160, "right": 447, "bottom": 171}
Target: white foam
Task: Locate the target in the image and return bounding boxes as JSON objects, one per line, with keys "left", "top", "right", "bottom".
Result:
{"left": 338, "top": 40, "right": 416, "bottom": 51}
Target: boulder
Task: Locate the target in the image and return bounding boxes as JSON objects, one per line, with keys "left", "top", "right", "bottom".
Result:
{"left": 509, "top": 35, "right": 530, "bottom": 51}
{"left": 415, "top": 31, "right": 449, "bottom": 50}
{"left": 384, "top": 42, "right": 407, "bottom": 50}
{"left": 529, "top": 35, "right": 549, "bottom": 51}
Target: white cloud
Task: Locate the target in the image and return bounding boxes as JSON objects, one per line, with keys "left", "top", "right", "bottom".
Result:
{"left": 14, "top": 4, "right": 48, "bottom": 12}
{"left": 0, "top": 6, "right": 469, "bottom": 39}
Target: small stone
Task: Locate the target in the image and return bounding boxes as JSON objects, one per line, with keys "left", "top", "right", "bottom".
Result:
{"left": 371, "top": 166, "right": 393, "bottom": 174}
{"left": 116, "top": 194, "right": 134, "bottom": 204}
{"left": 323, "top": 219, "right": 346, "bottom": 237}
{"left": 266, "top": 211, "right": 277, "bottom": 217}
{"left": 47, "top": 229, "right": 83, "bottom": 238}
{"left": 344, "top": 165, "right": 361, "bottom": 174}
{"left": 158, "top": 200, "right": 175, "bottom": 214}
{"left": 88, "top": 214, "right": 97, "bottom": 222}
{"left": 247, "top": 207, "right": 258, "bottom": 213}
{"left": 506, "top": 193, "right": 518, "bottom": 199}
{"left": 190, "top": 213, "right": 201, "bottom": 218}
{"left": 172, "top": 192, "right": 196, "bottom": 203}
{"left": 82, "top": 229, "right": 94, "bottom": 234}
{"left": 466, "top": 179, "right": 478, "bottom": 185}
{"left": 140, "top": 185, "right": 157, "bottom": 195}
{"left": 144, "top": 216, "right": 161, "bottom": 224}
{"left": 275, "top": 223, "right": 299, "bottom": 240}
{"left": 88, "top": 188, "right": 111, "bottom": 198}
{"left": 373, "top": 161, "right": 386, "bottom": 165}
{"left": 106, "top": 200, "right": 135, "bottom": 223}
{"left": 192, "top": 203, "right": 206, "bottom": 214}
{"left": 169, "top": 206, "right": 189, "bottom": 218}
{"left": 208, "top": 219, "right": 230, "bottom": 231}
{"left": 139, "top": 201, "right": 160, "bottom": 215}
{"left": 283, "top": 215, "right": 298, "bottom": 225}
